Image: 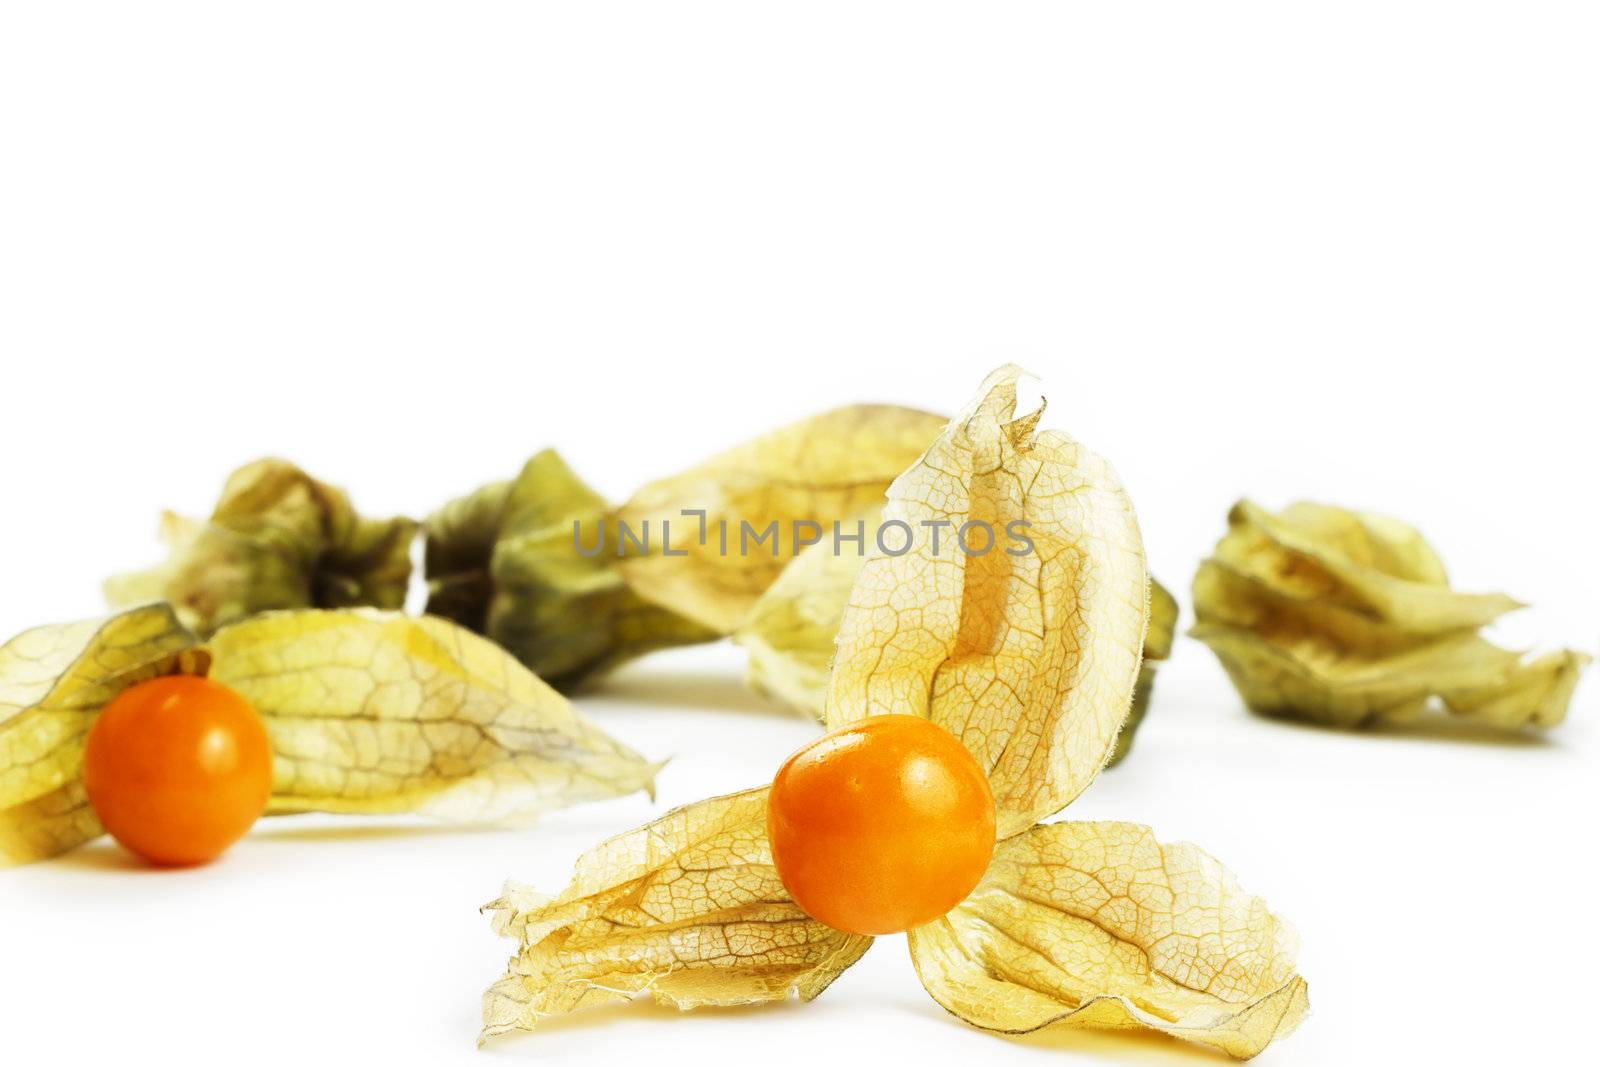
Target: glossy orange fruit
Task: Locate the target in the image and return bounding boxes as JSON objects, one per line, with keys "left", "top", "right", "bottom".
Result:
{"left": 767, "top": 714, "right": 997, "bottom": 935}
{"left": 83, "top": 675, "right": 273, "bottom": 866}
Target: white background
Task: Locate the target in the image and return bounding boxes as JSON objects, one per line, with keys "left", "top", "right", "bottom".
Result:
{"left": 2, "top": 3, "right": 1597, "bottom": 1065}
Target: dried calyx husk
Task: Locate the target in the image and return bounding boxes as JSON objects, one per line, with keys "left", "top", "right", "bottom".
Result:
{"left": 424, "top": 450, "right": 719, "bottom": 689}
{"left": 736, "top": 524, "right": 1177, "bottom": 766}
{"left": 105, "top": 459, "right": 415, "bottom": 638}
{"left": 0, "top": 604, "right": 660, "bottom": 866}
{"left": 425, "top": 406, "right": 948, "bottom": 688}
{"left": 1191, "top": 500, "right": 1590, "bottom": 730}
{"left": 483, "top": 367, "right": 1307, "bottom": 1060}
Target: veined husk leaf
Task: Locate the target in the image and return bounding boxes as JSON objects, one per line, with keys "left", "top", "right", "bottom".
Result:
{"left": 615, "top": 405, "right": 950, "bottom": 633}
{"left": 737, "top": 518, "right": 1175, "bottom": 767}
{"left": 105, "top": 459, "right": 416, "bottom": 637}
{"left": 424, "top": 450, "right": 718, "bottom": 689}
{"left": 736, "top": 503, "right": 887, "bottom": 716}
{"left": 909, "top": 821, "right": 1308, "bottom": 1060}
{"left": 824, "top": 366, "right": 1149, "bottom": 838}
{"left": 207, "top": 609, "right": 660, "bottom": 821}
{"left": 482, "top": 788, "right": 873, "bottom": 1039}
{"left": 1, "top": 604, "right": 207, "bottom": 864}
{"left": 1192, "top": 500, "right": 1590, "bottom": 729}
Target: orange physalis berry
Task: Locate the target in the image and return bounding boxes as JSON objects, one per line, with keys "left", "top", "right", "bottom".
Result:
{"left": 767, "top": 715, "right": 996, "bottom": 935}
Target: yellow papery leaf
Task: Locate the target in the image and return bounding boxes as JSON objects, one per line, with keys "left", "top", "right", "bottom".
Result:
{"left": 909, "top": 821, "right": 1308, "bottom": 1060}
{"left": 106, "top": 459, "right": 416, "bottom": 637}
{"left": 481, "top": 788, "right": 872, "bottom": 1040}
{"left": 736, "top": 504, "right": 886, "bottom": 718}
{"left": 615, "top": 405, "right": 949, "bottom": 633}
{"left": 205, "top": 609, "right": 660, "bottom": 821}
{"left": 0, "top": 604, "right": 205, "bottom": 865}
{"left": 1192, "top": 500, "right": 1590, "bottom": 729}
{"left": 738, "top": 521, "right": 1174, "bottom": 767}
{"left": 0, "top": 782, "right": 100, "bottom": 867}
{"left": 825, "top": 367, "right": 1149, "bottom": 838}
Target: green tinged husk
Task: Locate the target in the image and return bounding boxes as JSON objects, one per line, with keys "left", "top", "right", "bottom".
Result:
{"left": 424, "top": 450, "right": 718, "bottom": 689}
{"left": 1191, "top": 500, "right": 1589, "bottom": 730}
{"left": 105, "top": 459, "right": 415, "bottom": 637}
